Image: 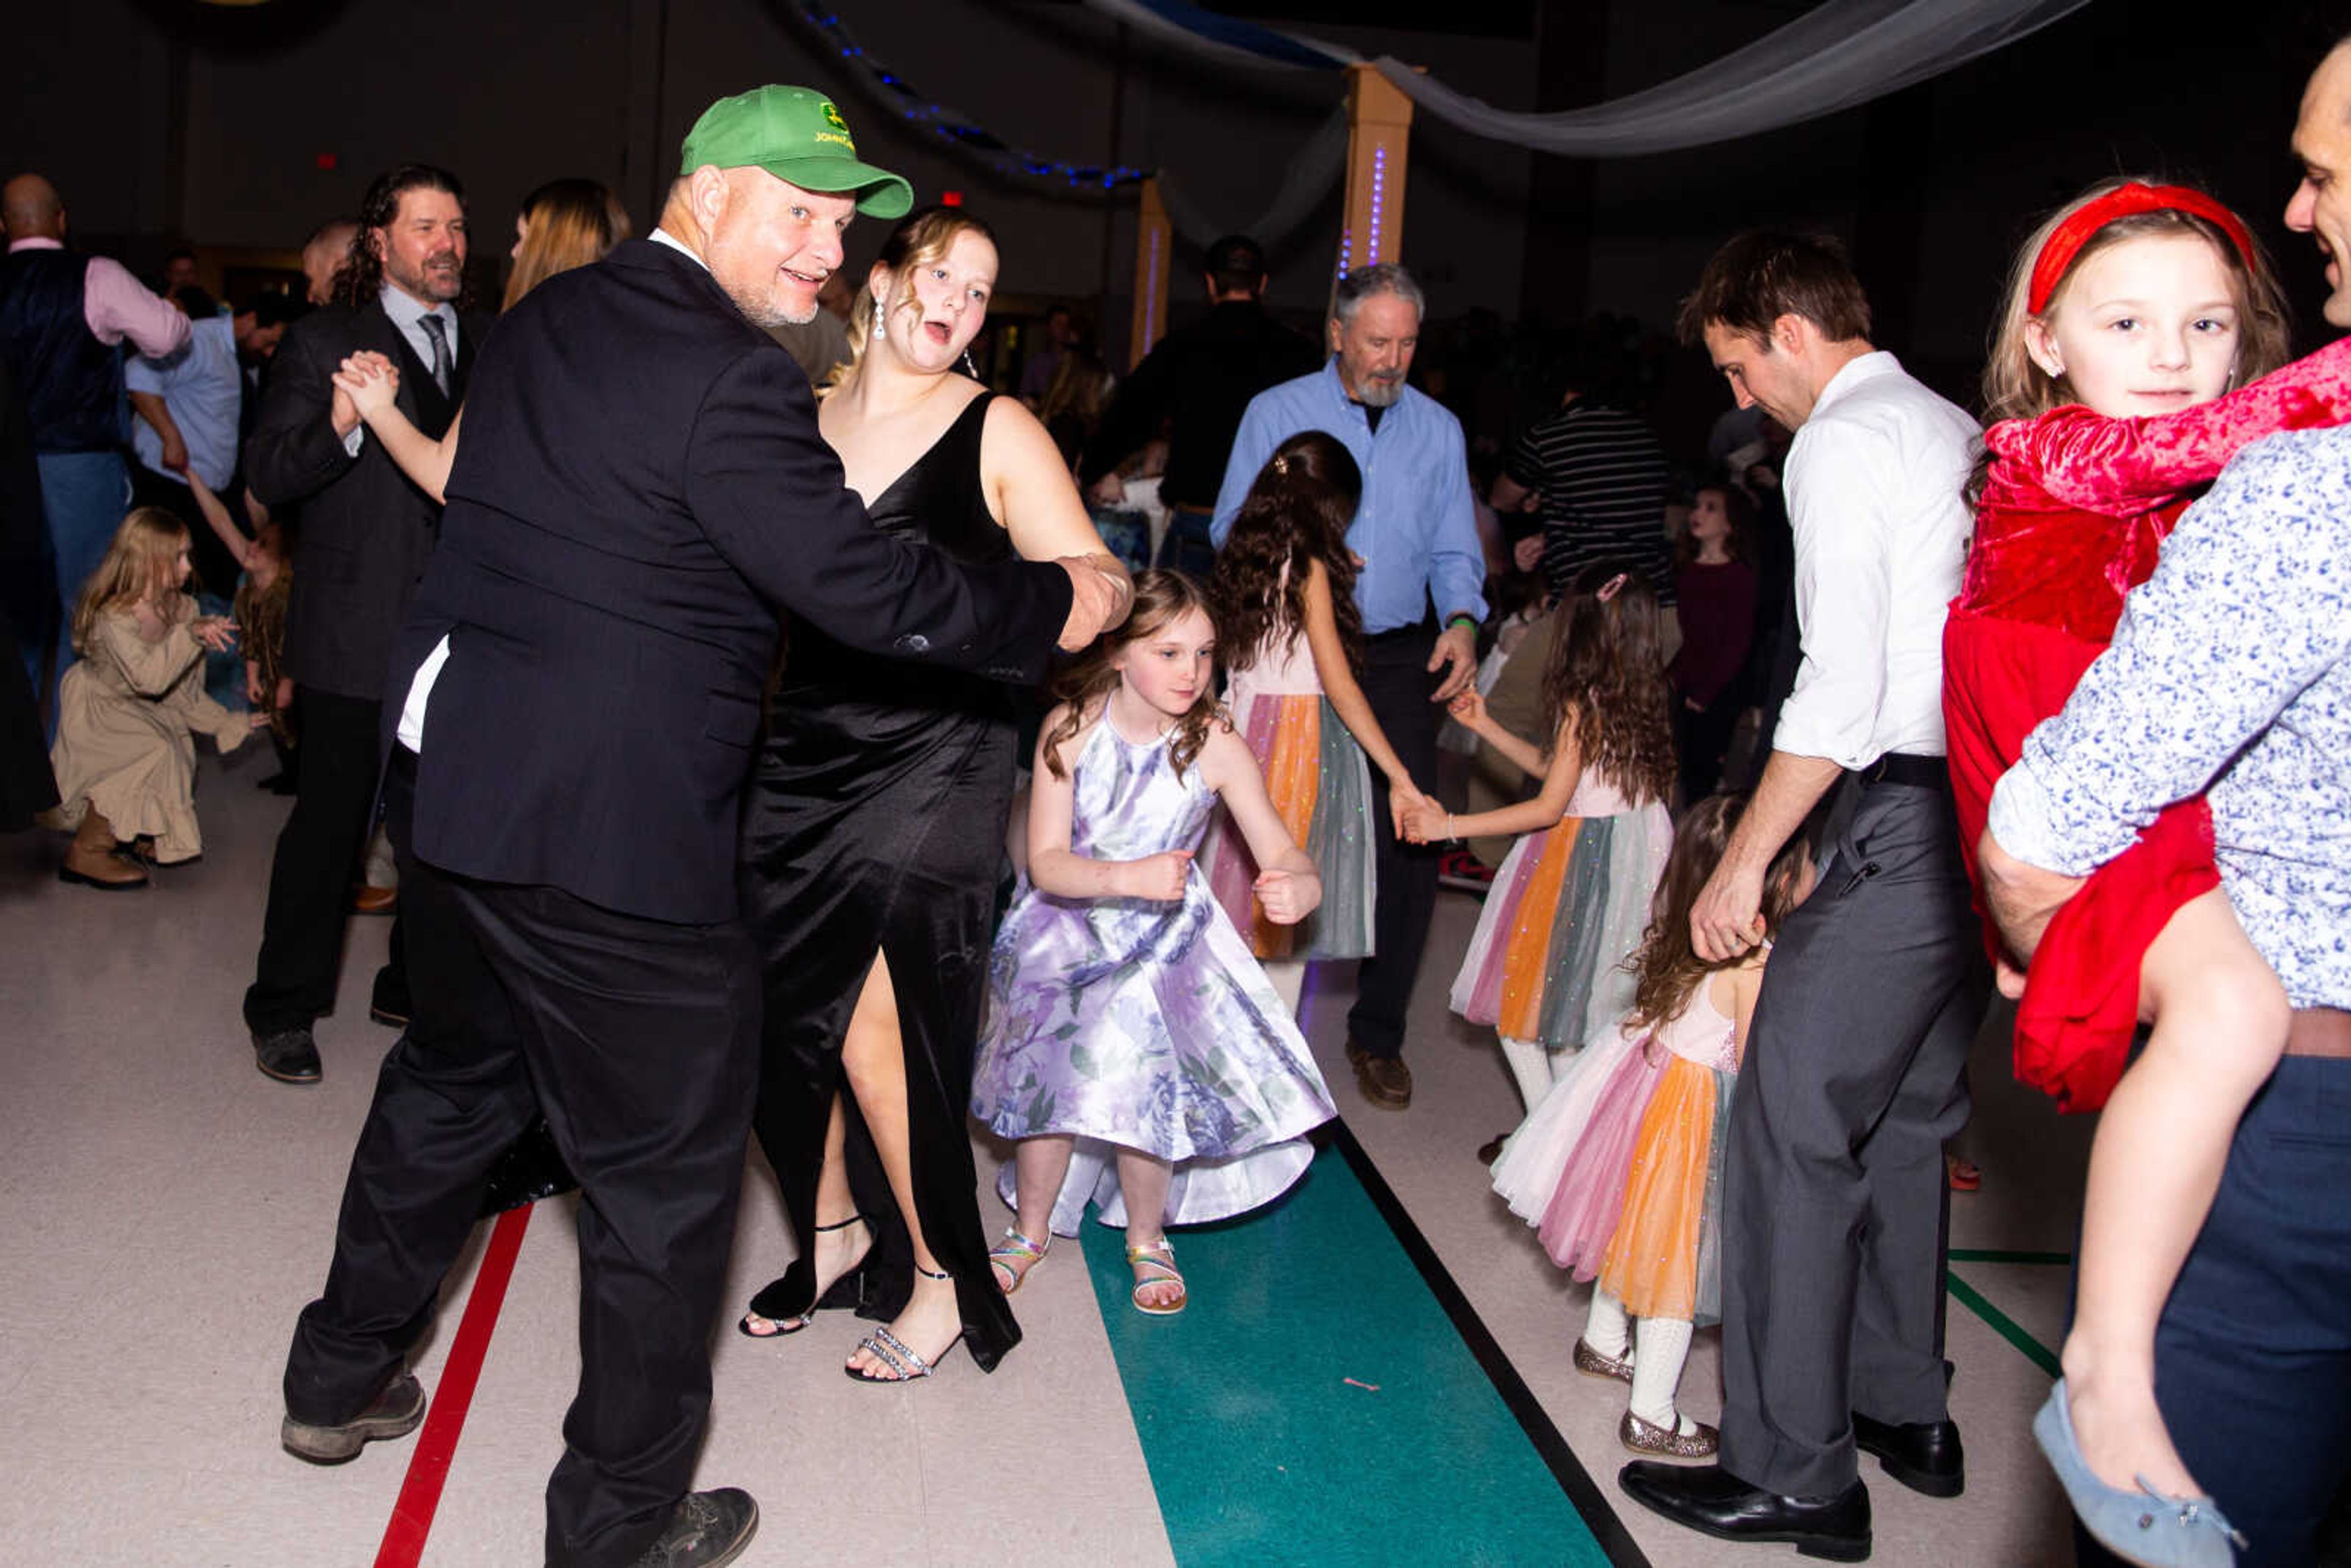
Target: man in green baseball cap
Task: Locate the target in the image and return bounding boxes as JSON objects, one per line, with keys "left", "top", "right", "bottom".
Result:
{"left": 658, "top": 84, "right": 913, "bottom": 329}
{"left": 683, "top": 86, "right": 912, "bottom": 218}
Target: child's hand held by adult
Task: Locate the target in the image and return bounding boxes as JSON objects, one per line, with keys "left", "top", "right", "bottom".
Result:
{"left": 1254, "top": 866, "right": 1322, "bottom": 925}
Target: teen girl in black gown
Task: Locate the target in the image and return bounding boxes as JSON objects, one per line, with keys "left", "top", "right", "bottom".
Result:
{"left": 737, "top": 208, "right": 1127, "bottom": 1380}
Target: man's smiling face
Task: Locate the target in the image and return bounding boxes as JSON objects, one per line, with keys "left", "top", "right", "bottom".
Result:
{"left": 2287, "top": 43, "right": 2351, "bottom": 328}
{"left": 703, "top": 170, "right": 853, "bottom": 329}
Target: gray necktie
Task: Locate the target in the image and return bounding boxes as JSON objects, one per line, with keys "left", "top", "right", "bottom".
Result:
{"left": 419, "top": 313, "right": 452, "bottom": 397}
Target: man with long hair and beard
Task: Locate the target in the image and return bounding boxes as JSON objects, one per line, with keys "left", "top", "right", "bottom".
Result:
{"left": 239, "top": 163, "right": 483, "bottom": 1087}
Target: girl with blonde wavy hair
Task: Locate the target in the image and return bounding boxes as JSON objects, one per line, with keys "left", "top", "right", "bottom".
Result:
{"left": 45, "top": 506, "right": 249, "bottom": 887}
{"left": 1947, "top": 175, "right": 2351, "bottom": 1564}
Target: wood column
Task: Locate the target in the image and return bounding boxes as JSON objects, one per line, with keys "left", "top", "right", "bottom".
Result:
{"left": 1128, "top": 176, "right": 1172, "bottom": 369}
{"left": 1338, "top": 62, "right": 1414, "bottom": 277}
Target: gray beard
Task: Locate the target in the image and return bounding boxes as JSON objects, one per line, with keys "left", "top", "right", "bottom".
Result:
{"left": 1356, "top": 376, "right": 1404, "bottom": 408}
{"left": 728, "top": 286, "right": 816, "bottom": 331}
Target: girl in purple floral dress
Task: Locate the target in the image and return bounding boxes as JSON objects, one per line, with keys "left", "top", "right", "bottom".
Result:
{"left": 970, "top": 572, "right": 1337, "bottom": 1316}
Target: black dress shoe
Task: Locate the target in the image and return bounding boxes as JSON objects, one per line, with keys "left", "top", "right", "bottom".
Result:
{"left": 629, "top": 1488, "right": 758, "bottom": 1567}
{"left": 369, "top": 961, "right": 412, "bottom": 1028}
{"left": 253, "top": 1026, "right": 322, "bottom": 1084}
{"left": 1851, "top": 1411, "right": 1965, "bottom": 1498}
{"left": 1619, "top": 1461, "right": 1871, "bottom": 1562}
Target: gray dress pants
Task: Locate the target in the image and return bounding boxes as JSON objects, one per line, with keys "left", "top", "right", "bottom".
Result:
{"left": 1715, "top": 770, "right": 1984, "bottom": 1498}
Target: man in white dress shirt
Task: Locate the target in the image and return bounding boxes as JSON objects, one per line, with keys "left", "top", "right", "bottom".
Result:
{"left": 1620, "top": 231, "right": 1985, "bottom": 1561}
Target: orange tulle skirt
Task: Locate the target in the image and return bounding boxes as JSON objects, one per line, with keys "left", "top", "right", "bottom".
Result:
{"left": 1597, "top": 1052, "right": 1730, "bottom": 1324}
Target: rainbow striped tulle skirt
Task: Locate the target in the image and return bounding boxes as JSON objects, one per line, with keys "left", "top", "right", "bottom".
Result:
{"left": 1202, "top": 689, "right": 1376, "bottom": 961}
{"left": 1448, "top": 802, "right": 1673, "bottom": 1052}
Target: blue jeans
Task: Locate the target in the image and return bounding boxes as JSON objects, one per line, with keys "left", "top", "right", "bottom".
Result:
{"left": 1152, "top": 506, "right": 1218, "bottom": 581}
{"left": 1086, "top": 503, "right": 1152, "bottom": 576}
{"left": 2072, "top": 1053, "right": 2351, "bottom": 1568}
{"left": 34, "top": 450, "right": 131, "bottom": 727}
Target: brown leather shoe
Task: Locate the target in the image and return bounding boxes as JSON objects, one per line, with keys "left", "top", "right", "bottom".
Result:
{"left": 59, "top": 806, "right": 147, "bottom": 890}
{"left": 351, "top": 883, "right": 398, "bottom": 915}
{"left": 1345, "top": 1040, "right": 1412, "bottom": 1109}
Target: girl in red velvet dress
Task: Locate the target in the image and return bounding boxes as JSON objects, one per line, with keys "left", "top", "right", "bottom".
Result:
{"left": 1948, "top": 178, "right": 2351, "bottom": 1547}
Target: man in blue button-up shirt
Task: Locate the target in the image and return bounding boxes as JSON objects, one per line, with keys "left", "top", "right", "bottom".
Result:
{"left": 1213, "top": 263, "right": 1486, "bottom": 1111}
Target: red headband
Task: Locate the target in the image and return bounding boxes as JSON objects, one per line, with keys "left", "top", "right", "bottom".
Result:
{"left": 2027, "top": 182, "right": 2259, "bottom": 316}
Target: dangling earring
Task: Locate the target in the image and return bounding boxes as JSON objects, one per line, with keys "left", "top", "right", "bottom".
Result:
{"left": 961, "top": 348, "right": 981, "bottom": 380}
{"left": 870, "top": 312, "right": 883, "bottom": 343}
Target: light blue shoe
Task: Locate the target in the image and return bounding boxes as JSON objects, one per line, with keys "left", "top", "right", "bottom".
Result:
{"left": 2033, "top": 1381, "right": 2245, "bottom": 1568}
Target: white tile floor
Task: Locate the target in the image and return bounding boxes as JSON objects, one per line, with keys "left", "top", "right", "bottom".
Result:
{"left": 1, "top": 745, "right": 2098, "bottom": 1566}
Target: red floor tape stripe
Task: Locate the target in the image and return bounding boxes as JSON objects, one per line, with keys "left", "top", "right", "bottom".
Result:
{"left": 373, "top": 1204, "right": 534, "bottom": 1568}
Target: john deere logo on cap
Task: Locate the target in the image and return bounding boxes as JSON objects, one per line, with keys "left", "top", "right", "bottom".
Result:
{"left": 815, "top": 98, "right": 857, "bottom": 152}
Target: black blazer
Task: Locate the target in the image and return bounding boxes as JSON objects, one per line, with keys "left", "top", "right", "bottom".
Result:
{"left": 390, "top": 239, "right": 1073, "bottom": 925}
{"left": 244, "top": 296, "right": 482, "bottom": 699}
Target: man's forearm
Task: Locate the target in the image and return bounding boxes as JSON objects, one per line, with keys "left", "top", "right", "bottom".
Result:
{"left": 129, "top": 391, "right": 181, "bottom": 447}
{"left": 1722, "top": 749, "right": 1845, "bottom": 876}
{"left": 1979, "top": 829, "right": 2085, "bottom": 967}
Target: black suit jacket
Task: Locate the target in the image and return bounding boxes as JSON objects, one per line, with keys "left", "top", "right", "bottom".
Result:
{"left": 245, "top": 296, "right": 484, "bottom": 699}
{"left": 391, "top": 239, "right": 1073, "bottom": 925}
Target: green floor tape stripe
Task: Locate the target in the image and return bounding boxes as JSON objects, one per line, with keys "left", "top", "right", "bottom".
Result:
{"left": 1079, "top": 1131, "right": 1638, "bottom": 1568}
{"left": 1947, "top": 1269, "right": 2061, "bottom": 1378}
{"left": 1948, "top": 1248, "right": 2072, "bottom": 1266}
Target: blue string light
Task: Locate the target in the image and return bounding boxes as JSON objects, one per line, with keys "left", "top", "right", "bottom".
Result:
{"left": 777, "top": 0, "right": 1151, "bottom": 197}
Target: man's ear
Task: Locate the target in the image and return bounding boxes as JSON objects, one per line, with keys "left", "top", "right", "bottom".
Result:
{"left": 1327, "top": 317, "right": 1344, "bottom": 356}
{"left": 369, "top": 226, "right": 388, "bottom": 263}
{"left": 688, "top": 165, "right": 731, "bottom": 233}
{"left": 1770, "top": 313, "right": 1809, "bottom": 356}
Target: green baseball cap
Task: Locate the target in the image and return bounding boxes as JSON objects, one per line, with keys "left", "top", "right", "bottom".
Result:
{"left": 680, "top": 86, "right": 913, "bottom": 219}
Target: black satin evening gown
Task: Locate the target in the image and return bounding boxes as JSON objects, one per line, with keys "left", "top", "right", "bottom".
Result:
{"left": 740, "top": 390, "right": 1024, "bottom": 1371}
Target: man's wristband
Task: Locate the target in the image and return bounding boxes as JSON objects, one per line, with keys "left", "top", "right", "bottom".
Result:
{"left": 1444, "top": 612, "right": 1480, "bottom": 633}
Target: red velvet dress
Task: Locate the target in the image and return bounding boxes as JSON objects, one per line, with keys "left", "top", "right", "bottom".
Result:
{"left": 1943, "top": 337, "right": 2351, "bottom": 1110}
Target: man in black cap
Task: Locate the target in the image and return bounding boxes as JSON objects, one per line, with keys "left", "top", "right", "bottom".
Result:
{"left": 1079, "top": 233, "right": 1321, "bottom": 576}
{"left": 275, "top": 85, "right": 1119, "bottom": 1568}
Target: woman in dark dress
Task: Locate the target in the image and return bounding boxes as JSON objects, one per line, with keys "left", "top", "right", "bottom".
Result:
{"left": 738, "top": 208, "right": 1128, "bottom": 1380}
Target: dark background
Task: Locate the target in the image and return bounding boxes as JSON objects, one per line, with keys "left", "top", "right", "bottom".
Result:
{"left": 7, "top": 0, "right": 2344, "bottom": 460}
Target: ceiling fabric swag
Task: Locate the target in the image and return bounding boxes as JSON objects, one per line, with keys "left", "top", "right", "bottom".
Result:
{"left": 1084, "top": 0, "right": 2090, "bottom": 157}
{"left": 1156, "top": 105, "right": 1351, "bottom": 250}
{"left": 1368, "top": 0, "right": 2088, "bottom": 156}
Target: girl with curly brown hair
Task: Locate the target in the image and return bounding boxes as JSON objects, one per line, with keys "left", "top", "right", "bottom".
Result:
{"left": 1201, "top": 431, "right": 1431, "bottom": 1012}
{"left": 1403, "top": 561, "right": 1677, "bottom": 1113}
{"left": 1487, "top": 793, "right": 1812, "bottom": 1459}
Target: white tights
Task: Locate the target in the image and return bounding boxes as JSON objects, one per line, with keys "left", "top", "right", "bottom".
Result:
{"left": 1499, "top": 1033, "right": 1562, "bottom": 1109}
{"left": 1585, "top": 1286, "right": 1700, "bottom": 1433}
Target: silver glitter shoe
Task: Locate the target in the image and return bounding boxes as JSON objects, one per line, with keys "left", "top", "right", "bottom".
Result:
{"left": 1573, "top": 1337, "right": 1636, "bottom": 1384}
{"left": 1621, "top": 1408, "right": 1720, "bottom": 1460}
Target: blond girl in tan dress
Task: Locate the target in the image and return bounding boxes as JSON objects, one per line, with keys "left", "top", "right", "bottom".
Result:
{"left": 45, "top": 506, "right": 249, "bottom": 888}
